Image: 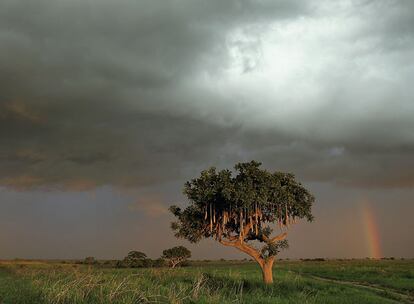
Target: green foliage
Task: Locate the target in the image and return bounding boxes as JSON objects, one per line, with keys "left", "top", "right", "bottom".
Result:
{"left": 120, "top": 251, "right": 148, "bottom": 268}
{"left": 152, "top": 258, "right": 167, "bottom": 268}
{"left": 170, "top": 161, "right": 315, "bottom": 258}
{"left": 117, "top": 258, "right": 154, "bottom": 268}
{"left": 115, "top": 251, "right": 167, "bottom": 268}
{"left": 261, "top": 240, "right": 289, "bottom": 259}
{"left": 162, "top": 246, "right": 191, "bottom": 268}
{"left": 126, "top": 251, "right": 147, "bottom": 260}
{"left": 162, "top": 246, "right": 191, "bottom": 260}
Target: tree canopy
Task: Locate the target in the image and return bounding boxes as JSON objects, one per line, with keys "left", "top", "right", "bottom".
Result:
{"left": 126, "top": 251, "right": 147, "bottom": 260}
{"left": 162, "top": 246, "right": 191, "bottom": 268}
{"left": 121, "top": 251, "right": 148, "bottom": 268}
{"left": 169, "top": 161, "right": 315, "bottom": 283}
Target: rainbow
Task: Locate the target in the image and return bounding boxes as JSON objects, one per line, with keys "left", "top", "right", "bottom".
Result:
{"left": 362, "top": 202, "right": 382, "bottom": 259}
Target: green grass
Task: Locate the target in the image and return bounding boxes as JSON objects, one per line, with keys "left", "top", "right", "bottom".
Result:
{"left": 0, "top": 260, "right": 412, "bottom": 304}
{"left": 0, "top": 267, "right": 43, "bottom": 304}
{"left": 277, "top": 259, "right": 414, "bottom": 296}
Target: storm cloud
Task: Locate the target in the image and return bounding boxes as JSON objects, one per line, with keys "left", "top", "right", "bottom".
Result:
{"left": 1, "top": 0, "right": 413, "bottom": 191}
{"left": 0, "top": 0, "right": 412, "bottom": 190}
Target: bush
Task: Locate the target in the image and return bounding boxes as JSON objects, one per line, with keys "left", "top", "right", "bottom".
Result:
{"left": 115, "top": 258, "right": 167, "bottom": 268}
{"left": 83, "top": 257, "right": 97, "bottom": 265}
{"left": 115, "top": 260, "right": 128, "bottom": 268}
{"left": 115, "top": 250, "right": 168, "bottom": 269}
{"left": 152, "top": 258, "right": 166, "bottom": 267}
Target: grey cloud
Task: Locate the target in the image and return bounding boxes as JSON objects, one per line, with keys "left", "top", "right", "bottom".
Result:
{"left": 0, "top": 0, "right": 413, "bottom": 191}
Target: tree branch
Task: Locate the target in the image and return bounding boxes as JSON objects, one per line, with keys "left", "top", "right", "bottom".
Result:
{"left": 226, "top": 234, "right": 239, "bottom": 241}
{"left": 170, "top": 256, "right": 185, "bottom": 268}
{"left": 219, "top": 239, "right": 239, "bottom": 247}
{"left": 219, "top": 238, "right": 264, "bottom": 266}
{"left": 263, "top": 232, "right": 287, "bottom": 244}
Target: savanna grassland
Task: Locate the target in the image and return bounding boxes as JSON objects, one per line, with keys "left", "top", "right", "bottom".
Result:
{"left": 0, "top": 259, "right": 413, "bottom": 304}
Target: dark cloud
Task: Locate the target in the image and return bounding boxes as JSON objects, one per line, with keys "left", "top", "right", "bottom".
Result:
{"left": 0, "top": 0, "right": 413, "bottom": 192}
{"left": 0, "top": 0, "right": 310, "bottom": 190}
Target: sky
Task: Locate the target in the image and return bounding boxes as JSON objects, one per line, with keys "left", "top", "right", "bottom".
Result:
{"left": 0, "top": 0, "right": 413, "bottom": 260}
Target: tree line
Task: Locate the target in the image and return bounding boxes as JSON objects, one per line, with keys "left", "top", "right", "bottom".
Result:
{"left": 81, "top": 246, "right": 191, "bottom": 269}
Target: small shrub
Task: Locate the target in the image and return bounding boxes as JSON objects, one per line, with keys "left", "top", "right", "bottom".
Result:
{"left": 83, "top": 257, "right": 97, "bottom": 265}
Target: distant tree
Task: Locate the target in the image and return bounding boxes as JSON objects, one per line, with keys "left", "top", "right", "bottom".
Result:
{"left": 83, "top": 257, "right": 97, "bottom": 265}
{"left": 127, "top": 251, "right": 147, "bottom": 260}
{"left": 152, "top": 258, "right": 167, "bottom": 267}
{"left": 123, "top": 251, "right": 147, "bottom": 268}
{"left": 162, "top": 246, "right": 191, "bottom": 268}
{"left": 116, "top": 260, "right": 127, "bottom": 268}
{"left": 169, "top": 161, "right": 314, "bottom": 284}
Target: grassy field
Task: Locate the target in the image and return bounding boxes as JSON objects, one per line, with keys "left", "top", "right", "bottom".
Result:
{"left": 0, "top": 259, "right": 413, "bottom": 304}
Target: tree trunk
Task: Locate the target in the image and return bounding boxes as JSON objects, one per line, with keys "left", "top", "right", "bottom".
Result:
{"left": 170, "top": 259, "right": 180, "bottom": 268}
{"left": 260, "top": 258, "right": 275, "bottom": 284}
{"left": 218, "top": 229, "right": 281, "bottom": 284}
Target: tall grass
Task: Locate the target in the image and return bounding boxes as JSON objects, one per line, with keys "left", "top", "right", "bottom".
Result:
{"left": 0, "top": 261, "right": 408, "bottom": 304}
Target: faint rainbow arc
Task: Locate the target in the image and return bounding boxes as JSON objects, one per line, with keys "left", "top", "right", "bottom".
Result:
{"left": 362, "top": 202, "right": 382, "bottom": 259}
